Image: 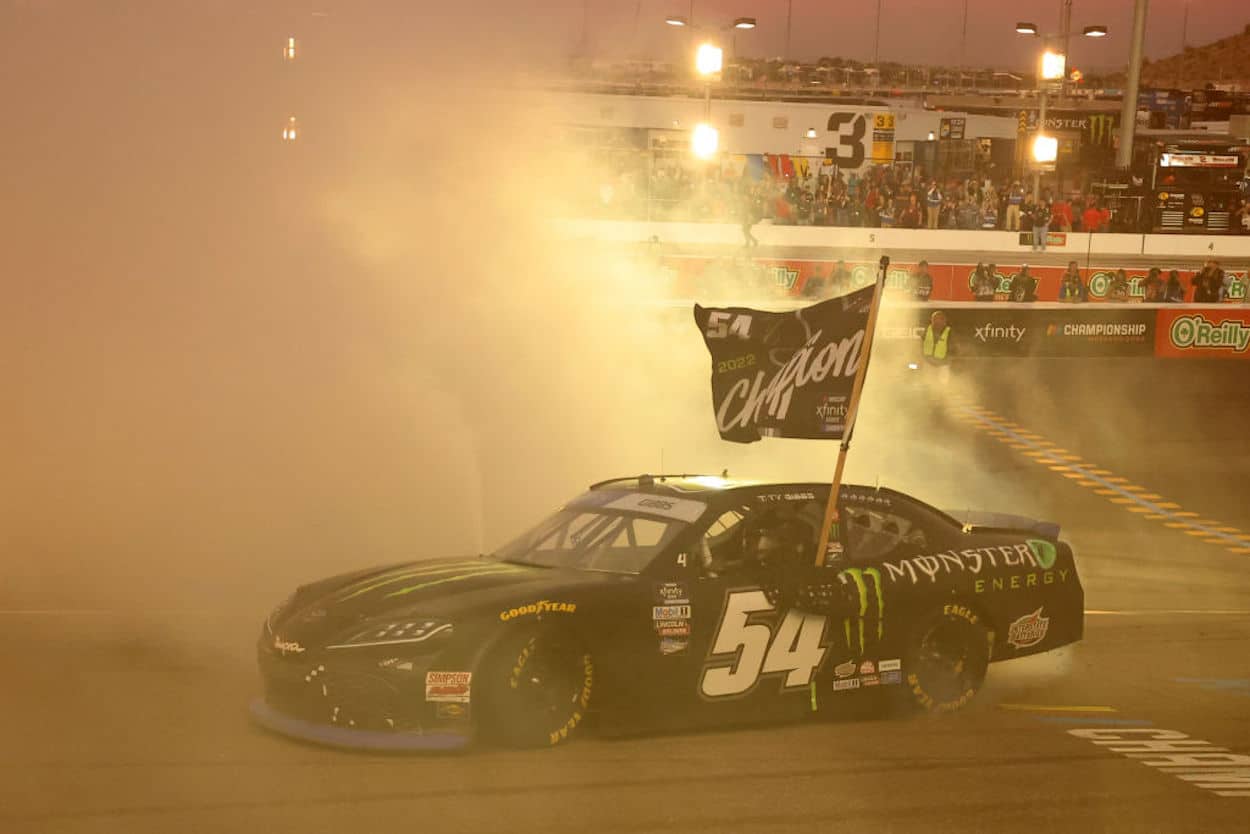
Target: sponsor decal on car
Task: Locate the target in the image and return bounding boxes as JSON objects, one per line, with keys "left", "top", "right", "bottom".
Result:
{"left": 499, "top": 600, "right": 577, "bottom": 622}
{"left": 834, "top": 660, "right": 856, "bottom": 678}
{"left": 425, "top": 671, "right": 472, "bottom": 703}
{"left": 861, "top": 674, "right": 881, "bottom": 687}
{"left": 1007, "top": 607, "right": 1050, "bottom": 649}
{"left": 878, "top": 658, "right": 901, "bottom": 672}
{"left": 272, "top": 636, "right": 306, "bottom": 655}
{"left": 882, "top": 542, "right": 1062, "bottom": 584}
{"left": 859, "top": 660, "right": 876, "bottom": 675}
{"left": 604, "top": 493, "right": 708, "bottom": 523}
{"left": 435, "top": 703, "right": 469, "bottom": 720}
{"left": 975, "top": 570, "right": 1069, "bottom": 594}
{"left": 654, "top": 582, "right": 690, "bottom": 605}
{"left": 659, "top": 636, "right": 689, "bottom": 655}
{"left": 654, "top": 605, "right": 693, "bottom": 620}
{"left": 881, "top": 670, "right": 902, "bottom": 685}
{"left": 838, "top": 567, "right": 885, "bottom": 653}
{"left": 832, "top": 678, "right": 861, "bottom": 692}
{"left": 657, "top": 623, "right": 692, "bottom": 637}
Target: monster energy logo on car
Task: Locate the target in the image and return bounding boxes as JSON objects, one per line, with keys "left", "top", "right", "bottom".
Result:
{"left": 838, "top": 567, "right": 884, "bottom": 653}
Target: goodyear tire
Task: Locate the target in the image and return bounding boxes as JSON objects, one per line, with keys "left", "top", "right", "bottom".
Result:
{"left": 477, "top": 627, "right": 594, "bottom": 748}
{"left": 898, "top": 603, "right": 991, "bottom": 715}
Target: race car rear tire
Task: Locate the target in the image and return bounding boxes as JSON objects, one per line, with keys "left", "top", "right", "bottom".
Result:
{"left": 897, "top": 603, "right": 991, "bottom": 715}
{"left": 477, "top": 627, "right": 594, "bottom": 748}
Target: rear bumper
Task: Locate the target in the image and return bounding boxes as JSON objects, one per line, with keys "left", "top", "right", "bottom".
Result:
{"left": 249, "top": 698, "right": 471, "bottom": 752}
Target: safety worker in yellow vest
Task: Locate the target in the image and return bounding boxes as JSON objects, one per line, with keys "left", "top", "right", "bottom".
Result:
{"left": 921, "top": 310, "right": 952, "bottom": 386}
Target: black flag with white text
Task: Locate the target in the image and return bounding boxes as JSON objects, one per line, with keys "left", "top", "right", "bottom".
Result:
{"left": 694, "top": 285, "right": 876, "bottom": 443}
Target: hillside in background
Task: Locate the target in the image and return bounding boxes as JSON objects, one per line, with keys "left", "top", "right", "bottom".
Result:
{"left": 1138, "top": 23, "right": 1250, "bottom": 90}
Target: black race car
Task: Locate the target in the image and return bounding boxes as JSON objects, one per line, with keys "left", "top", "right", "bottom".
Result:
{"left": 251, "top": 475, "right": 1083, "bottom": 750}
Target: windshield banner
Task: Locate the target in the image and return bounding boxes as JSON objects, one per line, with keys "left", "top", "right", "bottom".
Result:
{"left": 694, "top": 285, "right": 875, "bottom": 443}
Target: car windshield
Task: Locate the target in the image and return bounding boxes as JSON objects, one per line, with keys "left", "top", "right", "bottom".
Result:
{"left": 492, "top": 490, "right": 707, "bottom": 574}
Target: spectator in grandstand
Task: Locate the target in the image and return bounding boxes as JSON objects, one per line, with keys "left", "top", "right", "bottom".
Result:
{"left": 912, "top": 260, "right": 934, "bottom": 301}
{"left": 1005, "top": 182, "right": 1025, "bottom": 231}
{"left": 981, "top": 187, "right": 1000, "bottom": 229}
{"left": 1108, "top": 269, "right": 1130, "bottom": 302}
{"left": 1237, "top": 200, "right": 1250, "bottom": 234}
{"left": 973, "top": 263, "right": 997, "bottom": 302}
{"left": 925, "top": 181, "right": 942, "bottom": 229}
{"left": 1142, "top": 267, "right": 1165, "bottom": 302}
{"left": 1193, "top": 261, "right": 1224, "bottom": 302}
{"left": 1051, "top": 194, "right": 1074, "bottom": 233}
{"left": 1082, "top": 198, "right": 1110, "bottom": 233}
{"left": 898, "top": 193, "right": 923, "bottom": 229}
{"left": 1164, "top": 269, "right": 1187, "bottom": 303}
{"left": 957, "top": 195, "right": 980, "bottom": 230}
{"left": 1010, "top": 265, "right": 1038, "bottom": 302}
{"left": 1030, "top": 198, "right": 1052, "bottom": 252}
{"left": 1058, "top": 262, "right": 1088, "bottom": 302}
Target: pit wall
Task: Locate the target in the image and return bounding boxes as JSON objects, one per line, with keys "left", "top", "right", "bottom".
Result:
{"left": 876, "top": 304, "right": 1250, "bottom": 360}
{"left": 556, "top": 219, "right": 1250, "bottom": 260}
{"left": 663, "top": 256, "right": 1249, "bottom": 304}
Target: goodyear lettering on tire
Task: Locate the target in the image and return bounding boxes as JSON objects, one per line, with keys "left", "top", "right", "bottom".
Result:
{"left": 549, "top": 653, "right": 594, "bottom": 745}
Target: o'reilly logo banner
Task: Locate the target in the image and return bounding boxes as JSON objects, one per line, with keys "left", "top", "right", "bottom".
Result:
{"left": 694, "top": 286, "right": 874, "bottom": 443}
{"left": 1158, "top": 311, "right": 1250, "bottom": 358}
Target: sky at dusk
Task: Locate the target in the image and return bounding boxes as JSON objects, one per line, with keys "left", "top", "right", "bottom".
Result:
{"left": 2, "top": 1, "right": 1246, "bottom": 73}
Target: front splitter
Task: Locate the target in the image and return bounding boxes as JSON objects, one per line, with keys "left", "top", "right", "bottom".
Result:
{"left": 249, "top": 699, "right": 471, "bottom": 752}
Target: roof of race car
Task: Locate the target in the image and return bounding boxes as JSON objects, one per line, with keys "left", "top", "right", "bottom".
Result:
{"left": 587, "top": 474, "right": 882, "bottom": 496}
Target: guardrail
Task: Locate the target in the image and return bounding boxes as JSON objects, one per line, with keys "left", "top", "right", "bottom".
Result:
{"left": 555, "top": 219, "right": 1250, "bottom": 259}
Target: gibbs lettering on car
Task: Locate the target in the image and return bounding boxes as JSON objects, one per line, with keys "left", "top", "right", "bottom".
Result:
{"left": 1007, "top": 607, "right": 1050, "bottom": 649}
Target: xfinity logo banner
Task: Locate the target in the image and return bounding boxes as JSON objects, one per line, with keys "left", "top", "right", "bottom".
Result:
{"left": 694, "top": 286, "right": 874, "bottom": 443}
{"left": 975, "top": 323, "right": 1027, "bottom": 344}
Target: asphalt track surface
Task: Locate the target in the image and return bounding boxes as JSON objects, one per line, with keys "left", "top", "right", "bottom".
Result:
{"left": 4, "top": 361, "right": 1250, "bottom": 833}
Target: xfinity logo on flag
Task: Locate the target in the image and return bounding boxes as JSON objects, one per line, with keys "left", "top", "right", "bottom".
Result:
{"left": 975, "top": 323, "right": 1027, "bottom": 343}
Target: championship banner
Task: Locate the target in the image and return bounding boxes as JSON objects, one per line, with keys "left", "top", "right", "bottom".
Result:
{"left": 694, "top": 286, "right": 876, "bottom": 443}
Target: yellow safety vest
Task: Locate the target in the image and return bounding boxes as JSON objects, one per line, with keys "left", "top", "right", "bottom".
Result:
{"left": 923, "top": 325, "right": 950, "bottom": 361}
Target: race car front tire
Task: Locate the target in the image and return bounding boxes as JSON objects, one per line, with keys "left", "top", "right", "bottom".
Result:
{"left": 477, "top": 626, "right": 594, "bottom": 748}
{"left": 897, "top": 603, "right": 992, "bottom": 715}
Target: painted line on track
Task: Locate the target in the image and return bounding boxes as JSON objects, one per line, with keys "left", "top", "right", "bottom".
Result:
{"left": 998, "top": 704, "right": 1117, "bottom": 713}
{"left": 959, "top": 407, "right": 1249, "bottom": 555}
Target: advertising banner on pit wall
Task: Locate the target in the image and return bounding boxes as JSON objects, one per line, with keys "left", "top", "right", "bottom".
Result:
{"left": 881, "top": 308, "right": 1158, "bottom": 358}
{"left": 662, "top": 257, "right": 1249, "bottom": 305}
{"left": 1154, "top": 309, "right": 1250, "bottom": 359}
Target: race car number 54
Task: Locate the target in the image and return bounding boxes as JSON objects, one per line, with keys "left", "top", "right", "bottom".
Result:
{"left": 700, "top": 590, "right": 828, "bottom": 698}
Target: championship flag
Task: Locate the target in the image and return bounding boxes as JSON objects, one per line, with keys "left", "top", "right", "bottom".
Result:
{"left": 694, "top": 257, "right": 890, "bottom": 567}
{"left": 693, "top": 284, "right": 876, "bottom": 443}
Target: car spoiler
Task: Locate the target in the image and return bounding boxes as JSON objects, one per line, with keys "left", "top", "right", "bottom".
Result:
{"left": 945, "top": 510, "right": 1061, "bottom": 541}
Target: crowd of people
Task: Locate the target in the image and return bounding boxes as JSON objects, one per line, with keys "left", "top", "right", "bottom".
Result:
{"left": 601, "top": 161, "right": 1250, "bottom": 237}
{"left": 800, "top": 258, "right": 1244, "bottom": 303}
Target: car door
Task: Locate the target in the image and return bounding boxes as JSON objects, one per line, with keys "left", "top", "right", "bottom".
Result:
{"left": 678, "top": 492, "right": 833, "bottom": 728}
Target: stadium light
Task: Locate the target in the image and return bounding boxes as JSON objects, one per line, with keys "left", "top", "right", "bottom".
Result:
{"left": 691, "top": 122, "right": 719, "bottom": 159}
{"left": 282, "top": 116, "right": 299, "bottom": 142}
{"left": 1015, "top": 22, "right": 1038, "bottom": 35}
{"left": 1082, "top": 25, "right": 1108, "bottom": 38}
{"left": 283, "top": 36, "right": 297, "bottom": 61}
{"left": 733, "top": 17, "right": 757, "bottom": 29}
{"left": 695, "top": 42, "right": 723, "bottom": 76}
{"left": 1040, "top": 49, "right": 1066, "bottom": 81}
{"left": 1032, "top": 134, "right": 1058, "bottom": 164}
{"left": 665, "top": 15, "right": 688, "bottom": 26}
{"left": 805, "top": 127, "right": 817, "bottom": 138}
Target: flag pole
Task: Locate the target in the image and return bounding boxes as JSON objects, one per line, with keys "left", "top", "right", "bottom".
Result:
{"left": 814, "top": 255, "right": 889, "bottom": 567}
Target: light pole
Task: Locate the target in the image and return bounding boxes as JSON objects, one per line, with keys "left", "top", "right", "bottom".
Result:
{"left": 1116, "top": 0, "right": 1148, "bottom": 170}
{"left": 1015, "top": 18, "right": 1107, "bottom": 200}
{"left": 663, "top": 15, "right": 758, "bottom": 161}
